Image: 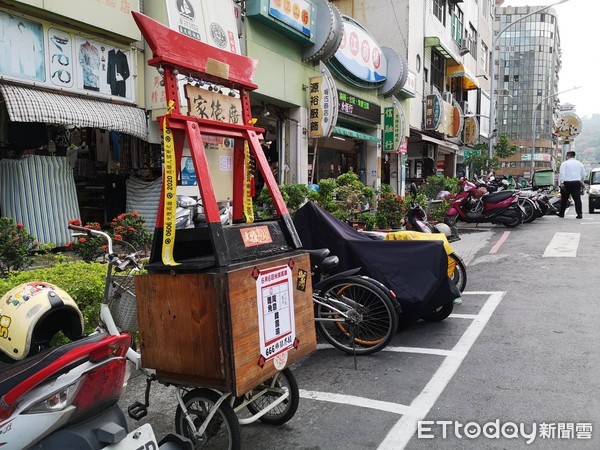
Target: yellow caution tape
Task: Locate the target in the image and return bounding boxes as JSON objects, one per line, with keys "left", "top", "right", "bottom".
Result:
{"left": 243, "top": 141, "right": 254, "bottom": 224}
{"left": 161, "top": 101, "right": 180, "bottom": 266}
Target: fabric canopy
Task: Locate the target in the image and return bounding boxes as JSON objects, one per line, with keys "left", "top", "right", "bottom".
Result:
{"left": 333, "top": 126, "right": 381, "bottom": 143}
{"left": 293, "top": 202, "right": 461, "bottom": 320}
{"left": 0, "top": 84, "right": 148, "bottom": 140}
{"left": 446, "top": 64, "right": 479, "bottom": 90}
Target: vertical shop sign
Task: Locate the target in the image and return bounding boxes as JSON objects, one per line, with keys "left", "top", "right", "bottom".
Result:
{"left": 463, "top": 116, "right": 479, "bottom": 145}
{"left": 308, "top": 76, "right": 324, "bottom": 138}
{"left": 424, "top": 93, "right": 441, "bottom": 131}
{"left": 383, "top": 99, "right": 407, "bottom": 152}
{"left": 255, "top": 264, "right": 296, "bottom": 363}
{"left": 308, "top": 62, "right": 337, "bottom": 139}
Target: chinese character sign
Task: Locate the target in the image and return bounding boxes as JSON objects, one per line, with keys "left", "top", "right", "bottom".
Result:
{"left": 184, "top": 84, "right": 243, "bottom": 124}
{"left": 255, "top": 265, "right": 296, "bottom": 361}
{"left": 308, "top": 68, "right": 337, "bottom": 139}
{"left": 308, "top": 75, "right": 324, "bottom": 138}
{"left": 424, "top": 94, "right": 441, "bottom": 131}
{"left": 383, "top": 106, "right": 399, "bottom": 152}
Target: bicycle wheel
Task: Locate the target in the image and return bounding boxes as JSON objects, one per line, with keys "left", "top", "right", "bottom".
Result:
{"left": 447, "top": 253, "right": 467, "bottom": 292}
{"left": 174, "top": 388, "right": 241, "bottom": 450}
{"left": 245, "top": 368, "right": 299, "bottom": 425}
{"left": 315, "top": 276, "right": 398, "bottom": 355}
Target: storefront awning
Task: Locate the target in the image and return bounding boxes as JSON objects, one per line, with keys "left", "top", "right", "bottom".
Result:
{"left": 333, "top": 126, "right": 381, "bottom": 143}
{"left": 446, "top": 64, "right": 480, "bottom": 90}
{"left": 0, "top": 84, "right": 148, "bottom": 140}
{"left": 424, "top": 37, "right": 461, "bottom": 62}
{"left": 412, "top": 132, "right": 459, "bottom": 152}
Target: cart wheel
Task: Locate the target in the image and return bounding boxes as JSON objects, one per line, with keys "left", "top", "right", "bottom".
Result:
{"left": 246, "top": 368, "right": 299, "bottom": 425}
{"left": 174, "top": 388, "right": 241, "bottom": 450}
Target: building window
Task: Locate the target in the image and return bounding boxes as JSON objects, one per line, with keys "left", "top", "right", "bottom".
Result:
{"left": 481, "top": 41, "right": 489, "bottom": 74}
{"left": 469, "top": 24, "right": 478, "bottom": 58}
{"left": 433, "top": 0, "right": 445, "bottom": 23}
{"left": 431, "top": 50, "right": 445, "bottom": 93}
{"left": 451, "top": 5, "right": 464, "bottom": 45}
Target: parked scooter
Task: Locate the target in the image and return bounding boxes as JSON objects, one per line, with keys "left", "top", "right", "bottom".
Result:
{"left": 446, "top": 178, "right": 524, "bottom": 228}
{"left": 176, "top": 195, "right": 231, "bottom": 229}
{"left": 0, "top": 284, "right": 191, "bottom": 449}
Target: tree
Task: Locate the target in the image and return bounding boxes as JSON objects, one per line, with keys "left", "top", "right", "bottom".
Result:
{"left": 463, "top": 142, "right": 499, "bottom": 177}
{"left": 494, "top": 134, "right": 519, "bottom": 159}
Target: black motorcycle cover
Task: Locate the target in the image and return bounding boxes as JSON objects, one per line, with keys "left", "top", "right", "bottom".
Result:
{"left": 293, "top": 202, "right": 461, "bottom": 320}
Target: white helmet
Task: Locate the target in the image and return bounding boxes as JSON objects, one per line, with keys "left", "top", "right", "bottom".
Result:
{"left": 434, "top": 223, "right": 453, "bottom": 238}
{"left": 0, "top": 282, "right": 84, "bottom": 361}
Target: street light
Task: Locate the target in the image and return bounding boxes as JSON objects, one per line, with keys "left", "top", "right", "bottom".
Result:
{"left": 530, "top": 85, "right": 581, "bottom": 177}
{"left": 488, "top": 0, "right": 570, "bottom": 157}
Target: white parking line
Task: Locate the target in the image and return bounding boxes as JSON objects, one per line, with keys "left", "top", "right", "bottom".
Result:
{"left": 377, "top": 291, "right": 505, "bottom": 450}
{"left": 383, "top": 346, "right": 453, "bottom": 357}
{"left": 299, "top": 390, "right": 412, "bottom": 415}
{"left": 543, "top": 232, "right": 580, "bottom": 257}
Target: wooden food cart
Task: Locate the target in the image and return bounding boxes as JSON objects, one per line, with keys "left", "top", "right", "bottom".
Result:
{"left": 131, "top": 12, "right": 316, "bottom": 398}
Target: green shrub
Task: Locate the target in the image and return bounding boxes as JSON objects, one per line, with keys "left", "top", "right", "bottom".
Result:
{"left": 0, "top": 217, "right": 39, "bottom": 276}
{"left": 375, "top": 192, "right": 406, "bottom": 229}
{"left": 66, "top": 220, "right": 104, "bottom": 262}
{"left": 0, "top": 261, "right": 106, "bottom": 336}
{"left": 110, "top": 212, "right": 152, "bottom": 252}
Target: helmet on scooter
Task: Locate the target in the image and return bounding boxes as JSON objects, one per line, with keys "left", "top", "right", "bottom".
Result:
{"left": 0, "top": 282, "right": 84, "bottom": 361}
{"left": 434, "top": 223, "right": 453, "bottom": 238}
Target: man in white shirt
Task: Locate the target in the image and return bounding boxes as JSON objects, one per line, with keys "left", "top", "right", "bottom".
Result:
{"left": 558, "top": 151, "right": 586, "bottom": 219}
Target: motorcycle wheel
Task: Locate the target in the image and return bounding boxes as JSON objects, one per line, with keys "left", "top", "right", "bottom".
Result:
{"left": 245, "top": 368, "right": 299, "bottom": 425}
{"left": 175, "top": 388, "right": 241, "bottom": 450}
{"left": 537, "top": 199, "right": 550, "bottom": 216}
{"left": 448, "top": 253, "right": 467, "bottom": 292}
{"left": 422, "top": 300, "right": 454, "bottom": 322}
{"left": 501, "top": 207, "right": 523, "bottom": 228}
{"left": 518, "top": 198, "right": 536, "bottom": 223}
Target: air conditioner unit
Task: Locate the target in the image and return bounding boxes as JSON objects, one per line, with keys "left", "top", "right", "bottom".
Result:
{"left": 459, "top": 41, "right": 470, "bottom": 56}
{"left": 423, "top": 144, "right": 435, "bottom": 159}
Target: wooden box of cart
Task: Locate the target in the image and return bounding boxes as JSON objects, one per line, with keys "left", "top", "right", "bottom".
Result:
{"left": 134, "top": 251, "right": 315, "bottom": 397}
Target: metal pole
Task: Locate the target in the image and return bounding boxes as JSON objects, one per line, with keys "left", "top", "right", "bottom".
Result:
{"left": 489, "top": 0, "right": 569, "bottom": 158}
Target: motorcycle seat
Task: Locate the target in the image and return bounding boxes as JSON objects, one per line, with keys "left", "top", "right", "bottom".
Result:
{"left": 0, "top": 333, "right": 107, "bottom": 398}
{"left": 482, "top": 190, "right": 514, "bottom": 203}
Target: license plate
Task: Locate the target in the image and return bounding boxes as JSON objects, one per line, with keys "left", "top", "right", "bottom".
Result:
{"left": 102, "top": 423, "right": 158, "bottom": 449}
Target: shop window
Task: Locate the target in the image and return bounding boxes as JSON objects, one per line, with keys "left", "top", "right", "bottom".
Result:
{"left": 431, "top": 50, "right": 445, "bottom": 93}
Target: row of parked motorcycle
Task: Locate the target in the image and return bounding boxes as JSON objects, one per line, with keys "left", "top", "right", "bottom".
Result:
{"left": 442, "top": 174, "right": 564, "bottom": 228}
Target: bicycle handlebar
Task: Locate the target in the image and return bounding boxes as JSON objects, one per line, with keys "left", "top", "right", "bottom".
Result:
{"left": 68, "top": 223, "right": 140, "bottom": 271}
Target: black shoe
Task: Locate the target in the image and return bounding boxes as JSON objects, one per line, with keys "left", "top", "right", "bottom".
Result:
{"left": 557, "top": 214, "right": 564, "bottom": 218}
{"left": 576, "top": 215, "right": 583, "bottom": 219}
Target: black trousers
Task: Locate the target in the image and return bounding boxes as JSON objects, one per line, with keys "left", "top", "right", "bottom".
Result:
{"left": 560, "top": 180, "right": 583, "bottom": 216}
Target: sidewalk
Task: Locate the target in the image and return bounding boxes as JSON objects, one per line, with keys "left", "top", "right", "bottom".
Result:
{"left": 451, "top": 226, "right": 493, "bottom": 266}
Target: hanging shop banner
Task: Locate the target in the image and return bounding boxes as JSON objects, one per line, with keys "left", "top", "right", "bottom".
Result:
{"left": 308, "top": 62, "right": 338, "bottom": 138}
{"left": 255, "top": 264, "right": 296, "bottom": 363}
{"left": 184, "top": 84, "right": 243, "bottom": 124}
{"left": 246, "top": 0, "right": 317, "bottom": 44}
{"left": 0, "top": 11, "right": 136, "bottom": 103}
{"left": 166, "top": 0, "right": 241, "bottom": 54}
{"left": 555, "top": 112, "right": 582, "bottom": 138}
{"left": 330, "top": 15, "right": 387, "bottom": 86}
{"left": 424, "top": 92, "right": 442, "bottom": 131}
{"left": 383, "top": 100, "right": 407, "bottom": 153}
{"left": 338, "top": 89, "right": 381, "bottom": 123}
{"left": 463, "top": 116, "right": 479, "bottom": 145}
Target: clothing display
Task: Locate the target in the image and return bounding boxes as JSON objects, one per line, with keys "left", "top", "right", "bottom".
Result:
{"left": 106, "top": 49, "right": 130, "bottom": 97}
{"left": 79, "top": 41, "right": 101, "bottom": 91}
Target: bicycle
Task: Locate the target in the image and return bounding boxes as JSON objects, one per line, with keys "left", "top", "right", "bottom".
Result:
{"left": 306, "top": 248, "right": 399, "bottom": 356}
{"left": 68, "top": 224, "right": 299, "bottom": 450}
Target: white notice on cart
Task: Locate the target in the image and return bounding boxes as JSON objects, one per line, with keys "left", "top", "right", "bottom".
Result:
{"left": 256, "top": 264, "right": 295, "bottom": 362}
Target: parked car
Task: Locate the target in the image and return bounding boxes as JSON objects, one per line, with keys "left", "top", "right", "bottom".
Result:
{"left": 588, "top": 168, "right": 600, "bottom": 214}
